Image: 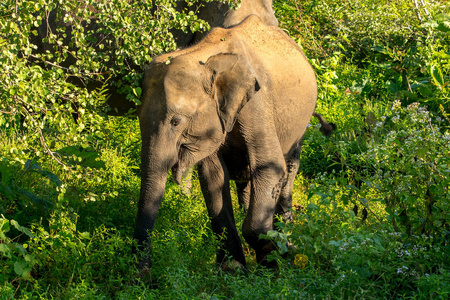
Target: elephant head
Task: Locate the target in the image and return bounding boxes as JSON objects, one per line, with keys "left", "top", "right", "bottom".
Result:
{"left": 133, "top": 52, "right": 260, "bottom": 266}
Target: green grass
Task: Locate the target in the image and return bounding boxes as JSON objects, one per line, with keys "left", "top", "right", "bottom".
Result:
{"left": 1, "top": 112, "right": 448, "bottom": 298}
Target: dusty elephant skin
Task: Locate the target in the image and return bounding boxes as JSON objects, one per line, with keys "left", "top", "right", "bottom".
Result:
{"left": 167, "top": 0, "right": 278, "bottom": 46}
{"left": 134, "top": 15, "right": 317, "bottom": 270}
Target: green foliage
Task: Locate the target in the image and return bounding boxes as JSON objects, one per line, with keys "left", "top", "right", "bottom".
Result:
{"left": 275, "top": 0, "right": 450, "bottom": 114}
{"left": 0, "top": 216, "right": 39, "bottom": 281}
{"left": 345, "top": 103, "right": 449, "bottom": 238}
{"left": 0, "top": 0, "right": 216, "bottom": 164}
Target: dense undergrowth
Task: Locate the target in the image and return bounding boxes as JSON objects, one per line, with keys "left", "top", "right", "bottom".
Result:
{"left": 1, "top": 0, "right": 449, "bottom": 299}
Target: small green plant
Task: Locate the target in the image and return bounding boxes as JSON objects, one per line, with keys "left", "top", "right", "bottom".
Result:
{"left": 0, "top": 216, "right": 39, "bottom": 281}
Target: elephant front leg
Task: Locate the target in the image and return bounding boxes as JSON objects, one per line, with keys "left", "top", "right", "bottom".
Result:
{"left": 198, "top": 153, "right": 246, "bottom": 268}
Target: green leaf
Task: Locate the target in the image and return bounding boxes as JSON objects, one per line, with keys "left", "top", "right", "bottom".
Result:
{"left": 14, "top": 260, "right": 32, "bottom": 279}
{"left": 0, "top": 217, "right": 10, "bottom": 232}
{"left": 79, "top": 232, "right": 91, "bottom": 240}
{"left": 132, "top": 86, "right": 142, "bottom": 98}
{"left": 307, "top": 203, "right": 318, "bottom": 211}
{"left": 35, "top": 170, "right": 63, "bottom": 187}
{"left": 0, "top": 218, "right": 10, "bottom": 239}
{"left": 17, "top": 189, "right": 54, "bottom": 208}
{"left": 266, "top": 230, "right": 279, "bottom": 238}
{"left": 10, "top": 220, "right": 34, "bottom": 238}
{"left": 0, "top": 243, "right": 11, "bottom": 257}
{"left": 277, "top": 242, "right": 288, "bottom": 254}
{"left": 329, "top": 240, "right": 341, "bottom": 247}
{"left": 359, "top": 198, "right": 369, "bottom": 208}
{"left": 346, "top": 184, "right": 359, "bottom": 191}
{"left": 429, "top": 64, "right": 445, "bottom": 90}
{"left": 435, "top": 13, "right": 450, "bottom": 33}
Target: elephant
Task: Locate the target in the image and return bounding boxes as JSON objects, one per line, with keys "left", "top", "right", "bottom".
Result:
{"left": 167, "top": 0, "right": 278, "bottom": 46}
{"left": 134, "top": 15, "right": 319, "bottom": 270}
{"left": 32, "top": 1, "right": 278, "bottom": 116}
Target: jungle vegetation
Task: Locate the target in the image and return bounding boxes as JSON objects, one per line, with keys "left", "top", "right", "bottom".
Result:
{"left": 1, "top": 0, "right": 449, "bottom": 299}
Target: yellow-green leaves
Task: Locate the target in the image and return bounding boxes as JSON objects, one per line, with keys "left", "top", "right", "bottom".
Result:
{"left": 429, "top": 64, "right": 447, "bottom": 91}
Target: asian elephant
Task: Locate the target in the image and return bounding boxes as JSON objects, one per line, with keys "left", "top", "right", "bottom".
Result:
{"left": 134, "top": 15, "right": 318, "bottom": 270}
{"left": 167, "top": 0, "right": 278, "bottom": 46}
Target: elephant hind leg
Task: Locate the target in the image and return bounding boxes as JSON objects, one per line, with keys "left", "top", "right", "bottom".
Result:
{"left": 198, "top": 153, "right": 246, "bottom": 268}
{"left": 274, "top": 147, "right": 301, "bottom": 225}
{"left": 236, "top": 180, "right": 251, "bottom": 212}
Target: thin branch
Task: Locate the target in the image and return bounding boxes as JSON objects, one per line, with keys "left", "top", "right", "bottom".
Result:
{"left": 412, "top": 0, "right": 423, "bottom": 22}
{"left": 17, "top": 100, "right": 66, "bottom": 166}
{"left": 38, "top": 126, "right": 65, "bottom": 166}
{"left": 294, "top": 0, "right": 328, "bottom": 57}
{"left": 419, "top": 0, "right": 430, "bottom": 18}
{"left": 358, "top": 199, "right": 384, "bottom": 223}
{"left": 29, "top": 54, "right": 72, "bottom": 71}
{"left": 0, "top": 109, "right": 16, "bottom": 114}
{"left": 28, "top": 54, "right": 111, "bottom": 77}
{"left": 405, "top": 73, "right": 413, "bottom": 93}
{"left": 413, "top": 0, "right": 431, "bottom": 22}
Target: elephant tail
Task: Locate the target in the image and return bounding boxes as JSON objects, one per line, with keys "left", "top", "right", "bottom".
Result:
{"left": 312, "top": 112, "right": 336, "bottom": 136}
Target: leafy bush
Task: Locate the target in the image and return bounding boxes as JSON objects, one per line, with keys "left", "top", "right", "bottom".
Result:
{"left": 0, "top": 216, "right": 39, "bottom": 281}
{"left": 275, "top": 0, "right": 450, "bottom": 115}
{"left": 310, "top": 100, "right": 450, "bottom": 239}
{"left": 0, "top": 0, "right": 214, "bottom": 165}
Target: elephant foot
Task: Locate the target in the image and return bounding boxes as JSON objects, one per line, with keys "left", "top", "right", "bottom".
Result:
{"left": 255, "top": 242, "right": 278, "bottom": 268}
{"left": 137, "top": 256, "right": 151, "bottom": 275}
{"left": 135, "top": 259, "right": 159, "bottom": 288}
{"left": 218, "top": 259, "right": 246, "bottom": 273}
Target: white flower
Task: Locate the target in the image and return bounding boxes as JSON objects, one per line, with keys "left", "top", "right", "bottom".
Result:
{"left": 392, "top": 100, "right": 402, "bottom": 110}
{"left": 407, "top": 102, "right": 420, "bottom": 111}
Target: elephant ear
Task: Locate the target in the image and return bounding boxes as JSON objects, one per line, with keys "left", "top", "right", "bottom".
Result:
{"left": 204, "top": 53, "right": 260, "bottom": 132}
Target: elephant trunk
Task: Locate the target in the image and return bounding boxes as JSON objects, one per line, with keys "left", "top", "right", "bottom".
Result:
{"left": 133, "top": 131, "right": 178, "bottom": 267}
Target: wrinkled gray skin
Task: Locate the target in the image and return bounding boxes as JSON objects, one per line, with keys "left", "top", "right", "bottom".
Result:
{"left": 33, "top": 1, "right": 278, "bottom": 115}
{"left": 134, "top": 15, "right": 318, "bottom": 269}
{"left": 237, "top": 112, "right": 335, "bottom": 211}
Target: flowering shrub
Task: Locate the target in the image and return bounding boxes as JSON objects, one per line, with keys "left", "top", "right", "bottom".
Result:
{"left": 346, "top": 102, "right": 450, "bottom": 238}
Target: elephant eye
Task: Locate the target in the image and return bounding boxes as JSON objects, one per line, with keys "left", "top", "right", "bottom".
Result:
{"left": 171, "top": 117, "right": 182, "bottom": 127}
